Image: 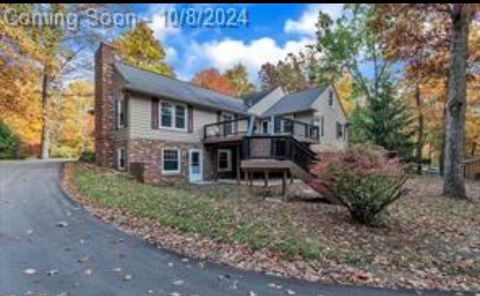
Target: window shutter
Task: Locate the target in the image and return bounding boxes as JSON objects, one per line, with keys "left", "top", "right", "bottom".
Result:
{"left": 151, "top": 97, "right": 159, "bottom": 129}
{"left": 187, "top": 105, "right": 193, "bottom": 133}
{"left": 124, "top": 93, "right": 129, "bottom": 128}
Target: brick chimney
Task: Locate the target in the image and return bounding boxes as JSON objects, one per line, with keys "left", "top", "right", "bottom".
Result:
{"left": 94, "top": 42, "right": 117, "bottom": 167}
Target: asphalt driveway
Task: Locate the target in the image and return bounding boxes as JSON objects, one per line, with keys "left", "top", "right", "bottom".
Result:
{"left": 0, "top": 161, "right": 468, "bottom": 295}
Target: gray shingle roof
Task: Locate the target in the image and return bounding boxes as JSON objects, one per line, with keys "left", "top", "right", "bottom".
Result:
{"left": 244, "top": 89, "right": 273, "bottom": 107}
{"left": 115, "top": 62, "right": 248, "bottom": 114}
{"left": 262, "top": 85, "right": 328, "bottom": 116}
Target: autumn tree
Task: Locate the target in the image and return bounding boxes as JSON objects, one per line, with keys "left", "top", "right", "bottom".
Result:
{"left": 49, "top": 81, "right": 94, "bottom": 157}
{"left": 315, "top": 4, "right": 414, "bottom": 159}
{"left": 224, "top": 64, "right": 255, "bottom": 98}
{"left": 113, "top": 21, "right": 174, "bottom": 77}
{"left": 373, "top": 5, "right": 451, "bottom": 174}
{"left": 259, "top": 48, "right": 318, "bottom": 93}
{"left": 442, "top": 5, "right": 472, "bottom": 198}
{"left": 191, "top": 68, "right": 237, "bottom": 96}
{"left": 373, "top": 4, "right": 480, "bottom": 198}
{"left": 1, "top": 4, "right": 108, "bottom": 159}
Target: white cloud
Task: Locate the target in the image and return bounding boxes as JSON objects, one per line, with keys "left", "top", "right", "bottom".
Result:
{"left": 149, "top": 12, "right": 180, "bottom": 42}
{"left": 284, "top": 4, "right": 343, "bottom": 37}
{"left": 186, "top": 37, "right": 313, "bottom": 82}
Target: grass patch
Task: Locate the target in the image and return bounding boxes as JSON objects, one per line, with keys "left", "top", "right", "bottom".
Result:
{"left": 67, "top": 163, "right": 480, "bottom": 290}
{"left": 71, "top": 163, "right": 323, "bottom": 259}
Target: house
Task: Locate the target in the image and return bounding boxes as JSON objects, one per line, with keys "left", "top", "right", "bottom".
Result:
{"left": 462, "top": 158, "right": 480, "bottom": 180}
{"left": 95, "top": 42, "right": 348, "bottom": 189}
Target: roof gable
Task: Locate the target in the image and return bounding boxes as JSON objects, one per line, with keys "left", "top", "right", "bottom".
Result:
{"left": 262, "top": 85, "right": 328, "bottom": 116}
{"left": 244, "top": 89, "right": 274, "bottom": 108}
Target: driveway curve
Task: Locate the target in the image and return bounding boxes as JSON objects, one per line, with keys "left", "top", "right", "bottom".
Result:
{"left": 0, "top": 161, "right": 464, "bottom": 295}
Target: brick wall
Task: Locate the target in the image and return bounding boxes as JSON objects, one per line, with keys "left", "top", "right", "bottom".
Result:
{"left": 129, "top": 139, "right": 205, "bottom": 185}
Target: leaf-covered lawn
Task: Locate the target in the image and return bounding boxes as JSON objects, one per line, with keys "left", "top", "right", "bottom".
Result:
{"left": 64, "top": 162, "right": 480, "bottom": 292}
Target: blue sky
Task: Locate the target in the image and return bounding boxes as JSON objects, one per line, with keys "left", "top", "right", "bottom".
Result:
{"left": 121, "top": 4, "right": 344, "bottom": 83}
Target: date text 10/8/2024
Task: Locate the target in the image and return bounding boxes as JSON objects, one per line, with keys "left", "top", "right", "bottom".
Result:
{"left": 163, "top": 7, "right": 249, "bottom": 28}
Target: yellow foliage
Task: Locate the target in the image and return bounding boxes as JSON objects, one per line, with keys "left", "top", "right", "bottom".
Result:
{"left": 333, "top": 71, "right": 355, "bottom": 117}
{"left": 50, "top": 81, "right": 94, "bottom": 156}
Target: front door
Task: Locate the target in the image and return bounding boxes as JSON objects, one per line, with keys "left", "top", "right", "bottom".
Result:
{"left": 189, "top": 149, "right": 203, "bottom": 182}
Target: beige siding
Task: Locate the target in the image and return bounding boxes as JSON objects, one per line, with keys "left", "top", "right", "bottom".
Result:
{"left": 311, "top": 85, "right": 348, "bottom": 151}
{"left": 248, "top": 87, "right": 285, "bottom": 116}
{"left": 128, "top": 93, "right": 217, "bottom": 143}
{"left": 293, "top": 111, "right": 314, "bottom": 124}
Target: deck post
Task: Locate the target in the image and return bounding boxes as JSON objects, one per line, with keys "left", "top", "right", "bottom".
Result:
{"left": 213, "top": 149, "right": 218, "bottom": 182}
{"left": 236, "top": 145, "right": 241, "bottom": 184}
{"left": 264, "top": 170, "right": 269, "bottom": 187}
{"left": 282, "top": 169, "right": 287, "bottom": 197}
{"left": 290, "top": 170, "right": 294, "bottom": 184}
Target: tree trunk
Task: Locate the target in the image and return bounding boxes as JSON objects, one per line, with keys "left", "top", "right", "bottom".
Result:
{"left": 40, "top": 67, "right": 51, "bottom": 159}
{"left": 415, "top": 78, "right": 424, "bottom": 174}
{"left": 443, "top": 4, "right": 470, "bottom": 199}
{"left": 439, "top": 80, "right": 449, "bottom": 176}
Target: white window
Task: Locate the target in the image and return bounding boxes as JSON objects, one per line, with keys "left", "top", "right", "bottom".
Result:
{"left": 217, "top": 149, "right": 232, "bottom": 172}
{"left": 161, "top": 102, "right": 173, "bottom": 127}
{"left": 175, "top": 105, "right": 186, "bottom": 129}
{"left": 162, "top": 148, "right": 180, "bottom": 174}
{"left": 160, "top": 101, "right": 187, "bottom": 131}
{"left": 116, "top": 98, "right": 126, "bottom": 129}
{"left": 117, "top": 147, "right": 126, "bottom": 170}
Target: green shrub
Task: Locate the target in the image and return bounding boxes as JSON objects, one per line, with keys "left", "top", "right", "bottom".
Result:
{"left": 79, "top": 150, "right": 95, "bottom": 163}
{"left": 0, "top": 122, "right": 21, "bottom": 159}
{"left": 309, "top": 145, "right": 410, "bottom": 226}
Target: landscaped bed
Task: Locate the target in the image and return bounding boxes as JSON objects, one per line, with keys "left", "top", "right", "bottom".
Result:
{"left": 63, "top": 162, "right": 480, "bottom": 292}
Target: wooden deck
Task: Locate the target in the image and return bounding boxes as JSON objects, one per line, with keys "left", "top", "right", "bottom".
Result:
{"left": 203, "top": 134, "right": 244, "bottom": 144}
{"left": 203, "top": 134, "right": 317, "bottom": 145}
{"left": 241, "top": 159, "right": 312, "bottom": 182}
{"left": 241, "top": 159, "right": 291, "bottom": 170}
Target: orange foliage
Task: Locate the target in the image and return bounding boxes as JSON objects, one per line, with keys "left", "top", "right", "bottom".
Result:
{"left": 192, "top": 68, "right": 237, "bottom": 97}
